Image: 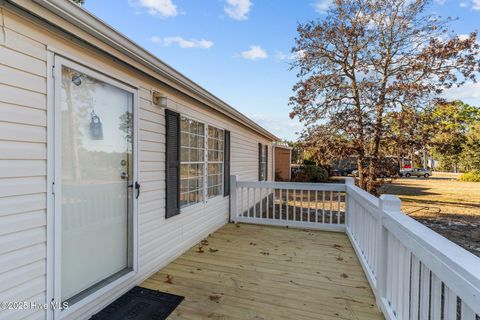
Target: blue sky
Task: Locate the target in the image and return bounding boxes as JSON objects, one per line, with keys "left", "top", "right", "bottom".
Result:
{"left": 83, "top": 0, "right": 480, "bottom": 141}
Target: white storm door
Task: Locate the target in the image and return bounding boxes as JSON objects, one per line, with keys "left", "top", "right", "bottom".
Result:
{"left": 53, "top": 57, "right": 137, "bottom": 310}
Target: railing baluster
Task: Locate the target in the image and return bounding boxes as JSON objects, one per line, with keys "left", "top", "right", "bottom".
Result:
{"left": 240, "top": 186, "right": 244, "bottom": 217}
{"left": 329, "top": 191, "right": 333, "bottom": 224}
{"left": 267, "top": 188, "right": 270, "bottom": 219}
{"left": 260, "top": 187, "right": 263, "bottom": 219}
{"left": 393, "top": 239, "right": 401, "bottom": 317}
{"left": 307, "top": 190, "right": 311, "bottom": 222}
{"left": 322, "top": 191, "right": 325, "bottom": 224}
{"left": 430, "top": 274, "right": 442, "bottom": 320}
{"left": 293, "top": 189, "right": 296, "bottom": 221}
{"left": 253, "top": 187, "right": 256, "bottom": 218}
{"left": 247, "top": 187, "right": 250, "bottom": 217}
{"left": 419, "top": 263, "right": 430, "bottom": 320}
{"left": 315, "top": 191, "right": 318, "bottom": 223}
{"left": 286, "top": 189, "right": 289, "bottom": 221}
{"left": 337, "top": 191, "right": 341, "bottom": 224}
{"left": 410, "top": 255, "right": 421, "bottom": 320}
{"left": 444, "top": 286, "right": 457, "bottom": 320}
{"left": 386, "top": 232, "right": 393, "bottom": 304}
{"left": 278, "top": 189, "right": 282, "bottom": 220}
{"left": 300, "top": 190, "right": 303, "bottom": 222}
{"left": 272, "top": 188, "right": 275, "bottom": 220}
{"left": 265, "top": 188, "right": 268, "bottom": 219}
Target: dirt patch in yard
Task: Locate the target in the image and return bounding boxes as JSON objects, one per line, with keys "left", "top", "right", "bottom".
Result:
{"left": 379, "top": 173, "right": 480, "bottom": 257}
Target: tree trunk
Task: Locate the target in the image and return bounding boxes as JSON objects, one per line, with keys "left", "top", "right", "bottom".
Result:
{"left": 349, "top": 72, "right": 366, "bottom": 190}
{"left": 368, "top": 105, "right": 384, "bottom": 192}
{"left": 357, "top": 156, "right": 365, "bottom": 189}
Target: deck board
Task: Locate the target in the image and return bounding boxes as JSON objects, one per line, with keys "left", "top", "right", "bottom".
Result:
{"left": 140, "top": 223, "right": 384, "bottom": 320}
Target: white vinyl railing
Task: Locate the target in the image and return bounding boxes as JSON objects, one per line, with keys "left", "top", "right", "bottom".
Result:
{"left": 230, "top": 176, "right": 480, "bottom": 320}
{"left": 230, "top": 175, "right": 346, "bottom": 232}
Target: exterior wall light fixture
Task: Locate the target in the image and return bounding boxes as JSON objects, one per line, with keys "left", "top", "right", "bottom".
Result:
{"left": 152, "top": 91, "right": 168, "bottom": 108}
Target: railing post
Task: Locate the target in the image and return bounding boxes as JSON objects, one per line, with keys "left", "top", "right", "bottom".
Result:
{"left": 230, "top": 175, "right": 238, "bottom": 223}
{"left": 377, "top": 195, "right": 402, "bottom": 310}
{"left": 344, "top": 178, "right": 354, "bottom": 227}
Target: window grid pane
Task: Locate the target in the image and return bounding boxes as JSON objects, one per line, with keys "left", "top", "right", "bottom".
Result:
{"left": 207, "top": 126, "right": 224, "bottom": 199}
{"left": 260, "top": 145, "right": 268, "bottom": 181}
{"left": 180, "top": 117, "right": 205, "bottom": 208}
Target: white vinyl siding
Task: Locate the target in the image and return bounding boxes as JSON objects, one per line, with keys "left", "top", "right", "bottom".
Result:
{"left": 0, "top": 7, "right": 47, "bottom": 320}
{"left": 0, "top": 5, "right": 274, "bottom": 320}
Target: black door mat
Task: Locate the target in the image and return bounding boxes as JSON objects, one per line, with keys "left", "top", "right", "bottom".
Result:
{"left": 90, "top": 286, "right": 184, "bottom": 320}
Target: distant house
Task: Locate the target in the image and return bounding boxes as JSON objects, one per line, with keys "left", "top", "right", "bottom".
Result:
{"left": 0, "top": 1, "right": 277, "bottom": 319}
{"left": 273, "top": 142, "right": 292, "bottom": 181}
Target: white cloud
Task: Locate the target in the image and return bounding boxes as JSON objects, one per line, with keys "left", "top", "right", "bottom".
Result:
{"left": 151, "top": 36, "right": 213, "bottom": 49}
{"left": 313, "top": 0, "right": 333, "bottom": 14}
{"left": 434, "top": 0, "right": 446, "bottom": 4}
{"left": 442, "top": 82, "right": 480, "bottom": 106}
{"left": 474, "top": 0, "right": 480, "bottom": 10}
{"left": 129, "top": 0, "right": 178, "bottom": 18}
{"left": 240, "top": 45, "right": 268, "bottom": 60}
{"left": 224, "top": 0, "right": 252, "bottom": 20}
{"left": 275, "top": 50, "right": 305, "bottom": 62}
{"left": 459, "top": 2, "right": 468, "bottom": 7}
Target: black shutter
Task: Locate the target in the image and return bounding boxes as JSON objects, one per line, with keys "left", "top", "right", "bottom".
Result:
{"left": 165, "top": 109, "right": 180, "bottom": 219}
{"left": 258, "top": 143, "right": 263, "bottom": 181}
{"left": 223, "top": 130, "right": 231, "bottom": 196}
{"left": 265, "top": 145, "right": 268, "bottom": 181}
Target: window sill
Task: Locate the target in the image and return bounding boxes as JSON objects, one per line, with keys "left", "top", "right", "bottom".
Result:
{"left": 206, "top": 194, "right": 224, "bottom": 205}
{"left": 180, "top": 195, "right": 226, "bottom": 215}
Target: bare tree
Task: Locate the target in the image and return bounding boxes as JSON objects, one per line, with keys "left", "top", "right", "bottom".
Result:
{"left": 290, "top": 0, "right": 479, "bottom": 192}
{"left": 290, "top": 0, "right": 375, "bottom": 188}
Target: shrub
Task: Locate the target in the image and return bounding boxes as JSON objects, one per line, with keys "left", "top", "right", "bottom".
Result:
{"left": 459, "top": 170, "right": 480, "bottom": 182}
{"left": 292, "top": 165, "right": 328, "bottom": 182}
{"left": 303, "top": 159, "right": 317, "bottom": 166}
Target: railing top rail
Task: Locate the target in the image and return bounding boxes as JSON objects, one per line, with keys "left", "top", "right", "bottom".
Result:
{"left": 236, "top": 180, "right": 346, "bottom": 192}
{"left": 346, "top": 183, "right": 379, "bottom": 208}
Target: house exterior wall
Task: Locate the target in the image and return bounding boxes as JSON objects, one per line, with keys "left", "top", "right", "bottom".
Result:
{"left": 274, "top": 147, "right": 291, "bottom": 181}
{"left": 0, "top": 4, "right": 273, "bottom": 320}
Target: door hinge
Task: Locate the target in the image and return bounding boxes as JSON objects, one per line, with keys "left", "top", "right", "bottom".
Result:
{"left": 51, "top": 65, "right": 55, "bottom": 78}
{"left": 51, "top": 182, "right": 55, "bottom": 195}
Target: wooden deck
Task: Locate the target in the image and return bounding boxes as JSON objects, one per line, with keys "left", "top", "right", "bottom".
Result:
{"left": 140, "top": 223, "right": 384, "bottom": 320}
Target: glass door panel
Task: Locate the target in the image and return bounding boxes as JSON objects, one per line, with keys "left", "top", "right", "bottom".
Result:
{"left": 59, "top": 65, "right": 133, "bottom": 303}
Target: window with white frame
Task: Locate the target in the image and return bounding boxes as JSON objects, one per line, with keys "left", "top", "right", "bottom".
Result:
{"left": 179, "top": 116, "right": 224, "bottom": 209}
{"left": 207, "top": 126, "right": 224, "bottom": 198}
{"left": 180, "top": 117, "right": 205, "bottom": 208}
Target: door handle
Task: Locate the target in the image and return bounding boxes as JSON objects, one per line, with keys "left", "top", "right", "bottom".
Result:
{"left": 128, "top": 182, "right": 140, "bottom": 199}
{"left": 135, "top": 181, "right": 141, "bottom": 199}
